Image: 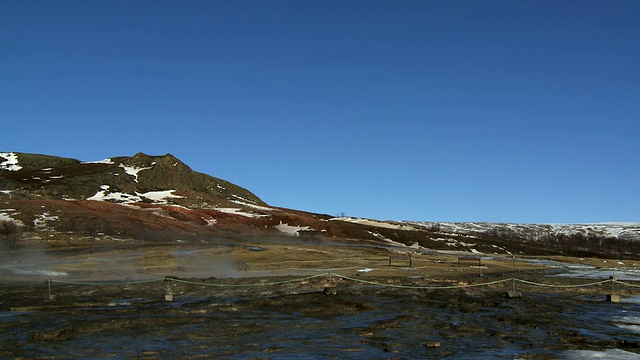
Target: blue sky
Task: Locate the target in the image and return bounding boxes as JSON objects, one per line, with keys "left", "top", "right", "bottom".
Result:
{"left": 2, "top": 1, "right": 639, "bottom": 223}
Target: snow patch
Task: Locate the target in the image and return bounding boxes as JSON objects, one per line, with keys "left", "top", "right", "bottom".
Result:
{"left": 87, "top": 187, "right": 142, "bottom": 203}
{"left": 0, "top": 209, "right": 24, "bottom": 226}
{"left": 554, "top": 267, "right": 640, "bottom": 281}
{"left": 492, "top": 244, "right": 512, "bottom": 255}
{"left": 611, "top": 315, "right": 640, "bottom": 334}
{"left": 0, "top": 152, "right": 22, "bottom": 171}
{"left": 119, "top": 163, "right": 153, "bottom": 183}
{"left": 230, "top": 199, "right": 273, "bottom": 212}
{"left": 333, "top": 217, "right": 416, "bottom": 231}
{"left": 438, "top": 237, "right": 476, "bottom": 248}
{"left": 562, "top": 348, "right": 640, "bottom": 359}
{"left": 230, "top": 194, "right": 258, "bottom": 204}
{"left": 203, "top": 217, "right": 217, "bottom": 226}
{"left": 367, "top": 231, "right": 408, "bottom": 248}
{"left": 366, "top": 231, "right": 431, "bottom": 253}
{"left": 34, "top": 212, "right": 59, "bottom": 230}
{"left": 86, "top": 185, "right": 183, "bottom": 204}
{"left": 81, "top": 158, "right": 114, "bottom": 164}
{"left": 215, "top": 207, "right": 267, "bottom": 218}
{"left": 137, "top": 190, "right": 184, "bottom": 204}
{"left": 274, "top": 222, "right": 312, "bottom": 236}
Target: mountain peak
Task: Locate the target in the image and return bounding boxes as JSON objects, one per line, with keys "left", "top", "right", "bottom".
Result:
{"left": 0, "top": 152, "right": 265, "bottom": 208}
{"left": 121, "top": 152, "right": 182, "bottom": 167}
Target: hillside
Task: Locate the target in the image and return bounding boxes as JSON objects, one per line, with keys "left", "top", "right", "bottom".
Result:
{"left": 1, "top": 151, "right": 639, "bottom": 258}
{"left": 0, "top": 152, "right": 263, "bottom": 208}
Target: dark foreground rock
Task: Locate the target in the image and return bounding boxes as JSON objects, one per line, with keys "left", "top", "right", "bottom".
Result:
{"left": 1, "top": 275, "right": 639, "bottom": 359}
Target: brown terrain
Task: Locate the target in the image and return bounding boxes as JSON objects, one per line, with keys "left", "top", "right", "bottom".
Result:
{"left": 1, "top": 152, "right": 640, "bottom": 358}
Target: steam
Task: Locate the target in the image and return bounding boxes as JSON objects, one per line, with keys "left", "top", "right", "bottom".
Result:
{"left": 0, "top": 230, "right": 358, "bottom": 283}
{"left": 0, "top": 243, "right": 68, "bottom": 281}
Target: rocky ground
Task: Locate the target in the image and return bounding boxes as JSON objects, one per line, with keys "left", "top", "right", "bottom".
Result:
{"left": 1, "top": 240, "right": 640, "bottom": 359}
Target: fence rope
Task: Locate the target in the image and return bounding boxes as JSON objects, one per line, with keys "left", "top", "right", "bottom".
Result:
{"left": 164, "top": 273, "right": 328, "bottom": 287}
{"left": 334, "top": 274, "right": 640, "bottom": 292}
{"left": 614, "top": 279, "right": 640, "bottom": 289}
{"left": 513, "top": 278, "right": 610, "bottom": 288}
{"left": 2, "top": 275, "right": 639, "bottom": 292}
{"left": 250, "top": 257, "right": 386, "bottom": 265}
{"left": 41, "top": 275, "right": 634, "bottom": 291}
{"left": 331, "top": 273, "right": 512, "bottom": 289}
{"left": 51, "top": 278, "right": 163, "bottom": 286}
{"left": 251, "top": 266, "right": 367, "bottom": 273}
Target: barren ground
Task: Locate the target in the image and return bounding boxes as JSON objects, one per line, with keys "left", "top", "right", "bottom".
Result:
{"left": 1, "top": 238, "right": 640, "bottom": 359}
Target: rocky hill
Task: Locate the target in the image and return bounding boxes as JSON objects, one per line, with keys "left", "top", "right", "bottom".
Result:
{"left": 1, "top": 151, "right": 639, "bottom": 258}
{"left": 0, "top": 152, "right": 263, "bottom": 208}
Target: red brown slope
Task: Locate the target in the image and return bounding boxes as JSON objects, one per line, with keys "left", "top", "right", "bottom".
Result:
{"left": 3, "top": 152, "right": 637, "bottom": 257}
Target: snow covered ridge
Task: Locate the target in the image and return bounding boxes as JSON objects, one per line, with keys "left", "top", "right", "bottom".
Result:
{"left": 0, "top": 152, "right": 22, "bottom": 171}
{"left": 332, "top": 217, "right": 640, "bottom": 241}
{"left": 406, "top": 221, "right": 640, "bottom": 241}
{"left": 80, "top": 158, "right": 114, "bottom": 165}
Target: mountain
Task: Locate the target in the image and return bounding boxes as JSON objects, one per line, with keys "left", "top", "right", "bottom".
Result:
{"left": 0, "top": 152, "right": 263, "bottom": 208}
{"left": 1, "top": 151, "right": 639, "bottom": 258}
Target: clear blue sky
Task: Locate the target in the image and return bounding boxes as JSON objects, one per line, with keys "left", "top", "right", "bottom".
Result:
{"left": 2, "top": 1, "right": 639, "bottom": 223}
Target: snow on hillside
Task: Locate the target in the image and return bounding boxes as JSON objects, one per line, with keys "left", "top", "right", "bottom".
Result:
{"left": 81, "top": 158, "right": 114, "bottom": 165}
{"left": 407, "top": 221, "right": 640, "bottom": 241}
{"left": 548, "top": 223, "right": 640, "bottom": 240}
{"left": 330, "top": 217, "right": 416, "bottom": 231}
{"left": 213, "top": 207, "right": 267, "bottom": 218}
{"left": 33, "top": 212, "right": 58, "bottom": 231}
{"left": 230, "top": 194, "right": 261, "bottom": 205}
{"left": 87, "top": 185, "right": 184, "bottom": 204}
{"left": 119, "top": 163, "right": 154, "bottom": 183}
{"left": 275, "top": 221, "right": 312, "bottom": 236}
{"left": 0, "top": 152, "right": 22, "bottom": 171}
{"left": 332, "top": 217, "right": 640, "bottom": 242}
{"left": 229, "top": 194, "right": 273, "bottom": 211}
{"left": 0, "top": 209, "right": 24, "bottom": 226}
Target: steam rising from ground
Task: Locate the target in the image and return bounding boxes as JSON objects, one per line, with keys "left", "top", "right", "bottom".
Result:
{"left": 0, "top": 241, "right": 67, "bottom": 281}
{"left": 0, "top": 233, "right": 353, "bottom": 282}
